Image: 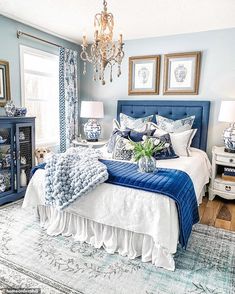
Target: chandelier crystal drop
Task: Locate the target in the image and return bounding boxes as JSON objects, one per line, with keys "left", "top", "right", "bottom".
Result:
{"left": 80, "top": 0, "right": 124, "bottom": 85}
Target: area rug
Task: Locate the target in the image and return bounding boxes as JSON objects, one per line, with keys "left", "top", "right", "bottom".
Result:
{"left": 0, "top": 201, "right": 234, "bottom": 294}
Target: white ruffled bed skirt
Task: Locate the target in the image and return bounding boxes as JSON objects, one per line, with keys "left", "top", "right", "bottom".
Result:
{"left": 37, "top": 205, "right": 175, "bottom": 271}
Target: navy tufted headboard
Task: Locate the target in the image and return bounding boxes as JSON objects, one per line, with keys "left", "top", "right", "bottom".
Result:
{"left": 117, "top": 100, "right": 210, "bottom": 151}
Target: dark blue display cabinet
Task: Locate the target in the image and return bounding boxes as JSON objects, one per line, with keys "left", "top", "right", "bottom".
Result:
{"left": 0, "top": 117, "right": 35, "bottom": 205}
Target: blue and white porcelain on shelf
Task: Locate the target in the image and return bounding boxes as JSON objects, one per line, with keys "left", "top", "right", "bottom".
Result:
{"left": 84, "top": 119, "right": 101, "bottom": 142}
{"left": 15, "top": 107, "right": 27, "bottom": 117}
{"left": 19, "top": 131, "right": 25, "bottom": 141}
{"left": 0, "top": 136, "right": 7, "bottom": 144}
{"left": 4, "top": 101, "right": 16, "bottom": 117}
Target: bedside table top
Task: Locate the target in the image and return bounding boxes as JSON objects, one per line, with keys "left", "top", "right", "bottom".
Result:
{"left": 212, "top": 146, "right": 235, "bottom": 157}
{"left": 72, "top": 139, "right": 108, "bottom": 147}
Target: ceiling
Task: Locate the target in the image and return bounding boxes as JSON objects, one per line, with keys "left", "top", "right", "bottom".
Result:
{"left": 0, "top": 0, "right": 235, "bottom": 44}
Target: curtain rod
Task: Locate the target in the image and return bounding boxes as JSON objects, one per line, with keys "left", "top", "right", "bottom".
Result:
{"left": 17, "top": 30, "right": 63, "bottom": 48}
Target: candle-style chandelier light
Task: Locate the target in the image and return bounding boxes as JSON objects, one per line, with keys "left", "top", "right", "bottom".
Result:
{"left": 80, "top": 0, "right": 124, "bottom": 85}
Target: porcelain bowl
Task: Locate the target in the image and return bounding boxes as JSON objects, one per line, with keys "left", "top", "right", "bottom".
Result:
{"left": 15, "top": 107, "right": 27, "bottom": 117}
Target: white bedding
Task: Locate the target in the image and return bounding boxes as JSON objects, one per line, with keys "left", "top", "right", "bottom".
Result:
{"left": 23, "top": 147, "right": 211, "bottom": 271}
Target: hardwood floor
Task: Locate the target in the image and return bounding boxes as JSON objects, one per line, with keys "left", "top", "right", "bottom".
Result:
{"left": 199, "top": 195, "right": 235, "bottom": 231}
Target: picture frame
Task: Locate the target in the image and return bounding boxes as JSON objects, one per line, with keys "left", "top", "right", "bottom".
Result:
{"left": 0, "top": 60, "right": 11, "bottom": 107}
{"left": 128, "top": 55, "right": 160, "bottom": 95}
{"left": 163, "top": 52, "right": 201, "bottom": 95}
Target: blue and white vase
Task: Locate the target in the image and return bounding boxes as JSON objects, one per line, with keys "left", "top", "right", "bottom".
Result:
{"left": 84, "top": 119, "right": 101, "bottom": 142}
{"left": 138, "top": 156, "right": 156, "bottom": 173}
{"left": 4, "top": 101, "right": 16, "bottom": 117}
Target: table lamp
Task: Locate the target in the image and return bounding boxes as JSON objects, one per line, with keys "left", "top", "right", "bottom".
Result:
{"left": 218, "top": 100, "right": 235, "bottom": 153}
{"left": 80, "top": 101, "right": 104, "bottom": 142}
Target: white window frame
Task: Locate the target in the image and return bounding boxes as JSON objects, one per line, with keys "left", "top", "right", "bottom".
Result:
{"left": 20, "top": 45, "right": 60, "bottom": 147}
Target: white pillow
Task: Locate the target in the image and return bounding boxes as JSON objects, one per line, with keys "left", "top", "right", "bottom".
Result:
{"left": 169, "top": 129, "right": 197, "bottom": 157}
{"left": 153, "top": 128, "right": 197, "bottom": 157}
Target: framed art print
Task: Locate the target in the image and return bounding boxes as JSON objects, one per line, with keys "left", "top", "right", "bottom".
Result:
{"left": 128, "top": 55, "right": 160, "bottom": 95}
{"left": 0, "top": 60, "right": 11, "bottom": 106}
{"left": 163, "top": 52, "right": 201, "bottom": 95}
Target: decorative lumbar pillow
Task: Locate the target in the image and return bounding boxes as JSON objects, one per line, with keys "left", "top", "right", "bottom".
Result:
{"left": 155, "top": 115, "right": 195, "bottom": 133}
{"left": 150, "top": 134, "right": 179, "bottom": 160}
{"left": 169, "top": 129, "right": 197, "bottom": 157}
{"left": 112, "top": 136, "right": 133, "bottom": 161}
{"left": 119, "top": 113, "right": 153, "bottom": 130}
{"left": 128, "top": 128, "right": 155, "bottom": 142}
{"left": 107, "top": 128, "right": 130, "bottom": 153}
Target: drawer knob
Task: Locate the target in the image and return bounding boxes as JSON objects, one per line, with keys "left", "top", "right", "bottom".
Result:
{"left": 229, "top": 158, "right": 234, "bottom": 163}
{"left": 225, "top": 185, "right": 231, "bottom": 191}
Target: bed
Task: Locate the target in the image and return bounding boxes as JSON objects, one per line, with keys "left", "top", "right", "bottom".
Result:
{"left": 23, "top": 100, "right": 211, "bottom": 271}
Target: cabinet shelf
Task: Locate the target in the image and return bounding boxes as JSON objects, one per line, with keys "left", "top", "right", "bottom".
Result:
{"left": 20, "top": 164, "right": 31, "bottom": 168}
{"left": 0, "top": 167, "right": 11, "bottom": 172}
{"left": 19, "top": 140, "right": 30, "bottom": 144}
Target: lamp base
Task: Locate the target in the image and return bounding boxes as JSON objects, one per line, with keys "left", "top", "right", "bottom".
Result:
{"left": 84, "top": 119, "right": 101, "bottom": 142}
{"left": 224, "top": 148, "right": 235, "bottom": 153}
{"left": 223, "top": 123, "right": 235, "bottom": 153}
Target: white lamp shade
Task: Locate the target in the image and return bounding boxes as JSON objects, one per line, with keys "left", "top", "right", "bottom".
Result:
{"left": 218, "top": 101, "right": 235, "bottom": 123}
{"left": 80, "top": 101, "right": 104, "bottom": 118}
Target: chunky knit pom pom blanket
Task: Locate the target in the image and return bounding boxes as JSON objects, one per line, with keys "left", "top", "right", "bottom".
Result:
{"left": 44, "top": 147, "right": 108, "bottom": 210}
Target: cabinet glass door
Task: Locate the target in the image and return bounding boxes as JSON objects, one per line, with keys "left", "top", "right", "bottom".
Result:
{"left": 0, "top": 124, "right": 14, "bottom": 198}
{"left": 16, "top": 123, "right": 34, "bottom": 193}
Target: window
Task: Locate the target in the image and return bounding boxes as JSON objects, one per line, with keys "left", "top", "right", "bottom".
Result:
{"left": 20, "top": 46, "right": 59, "bottom": 147}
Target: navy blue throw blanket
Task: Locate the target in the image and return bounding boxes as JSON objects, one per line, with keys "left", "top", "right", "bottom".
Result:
{"left": 31, "top": 160, "right": 199, "bottom": 248}
{"left": 100, "top": 159, "right": 199, "bottom": 248}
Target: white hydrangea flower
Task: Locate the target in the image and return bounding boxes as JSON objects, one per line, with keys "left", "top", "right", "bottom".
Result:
{"left": 154, "top": 138, "right": 160, "bottom": 145}
{"left": 125, "top": 141, "right": 135, "bottom": 150}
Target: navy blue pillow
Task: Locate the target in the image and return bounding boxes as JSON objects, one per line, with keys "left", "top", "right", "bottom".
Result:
{"left": 152, "top": 134, "right": 179, "bottom": 160}
{"left": 107, "top": 128, "right": 130, "bottom": 153}
{"left": 128, "top": 129, "right": 155, "bottom": 142}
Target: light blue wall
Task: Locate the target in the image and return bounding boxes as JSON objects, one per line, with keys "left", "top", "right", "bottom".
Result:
{"left": 81, "top": 28, "right": 235, "bottom": 154}
{"left": 0, "top": 14, "right": 80, "bottom": 116}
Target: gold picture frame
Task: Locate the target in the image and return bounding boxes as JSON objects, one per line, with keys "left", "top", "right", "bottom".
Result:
{"left": 0, "top": 60, "right": 11, "bottom": 106}
{"left": 128, "top": 55, "right": 161, "bottom": 95}
{"left": 163, "top": 52, "right": 201, "bottom": 95}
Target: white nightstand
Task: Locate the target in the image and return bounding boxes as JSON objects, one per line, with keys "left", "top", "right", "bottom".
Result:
{"left": 72, "top": 139, "right": 108, "bottom": 149}
{"left": 209, "top": 146, "right": 235, "bottom": 201}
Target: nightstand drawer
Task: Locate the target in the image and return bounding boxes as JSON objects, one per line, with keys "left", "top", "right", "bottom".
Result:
{"left": 214, "top": 180, "right": 235, "bottom": 194}
{"left": 216, "top": 155, "right": 235, "bottom": 164}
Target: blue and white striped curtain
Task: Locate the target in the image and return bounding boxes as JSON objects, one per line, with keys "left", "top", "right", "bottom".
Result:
{"left": 59, "top": 48, "right": 79, "bottom": 152}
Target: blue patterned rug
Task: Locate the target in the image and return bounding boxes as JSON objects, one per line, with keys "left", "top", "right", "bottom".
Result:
{"left": 0, "top": 201, "right": 234, "bottom": 294}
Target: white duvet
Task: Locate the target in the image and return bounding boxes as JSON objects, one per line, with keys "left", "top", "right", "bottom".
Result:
{"left": 23, "top": 147, "right": 211, "bottom": 270}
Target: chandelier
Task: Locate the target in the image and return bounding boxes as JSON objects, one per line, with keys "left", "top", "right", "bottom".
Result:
{"left": 80, "top": 0, "right": 124, "bottom": 85}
